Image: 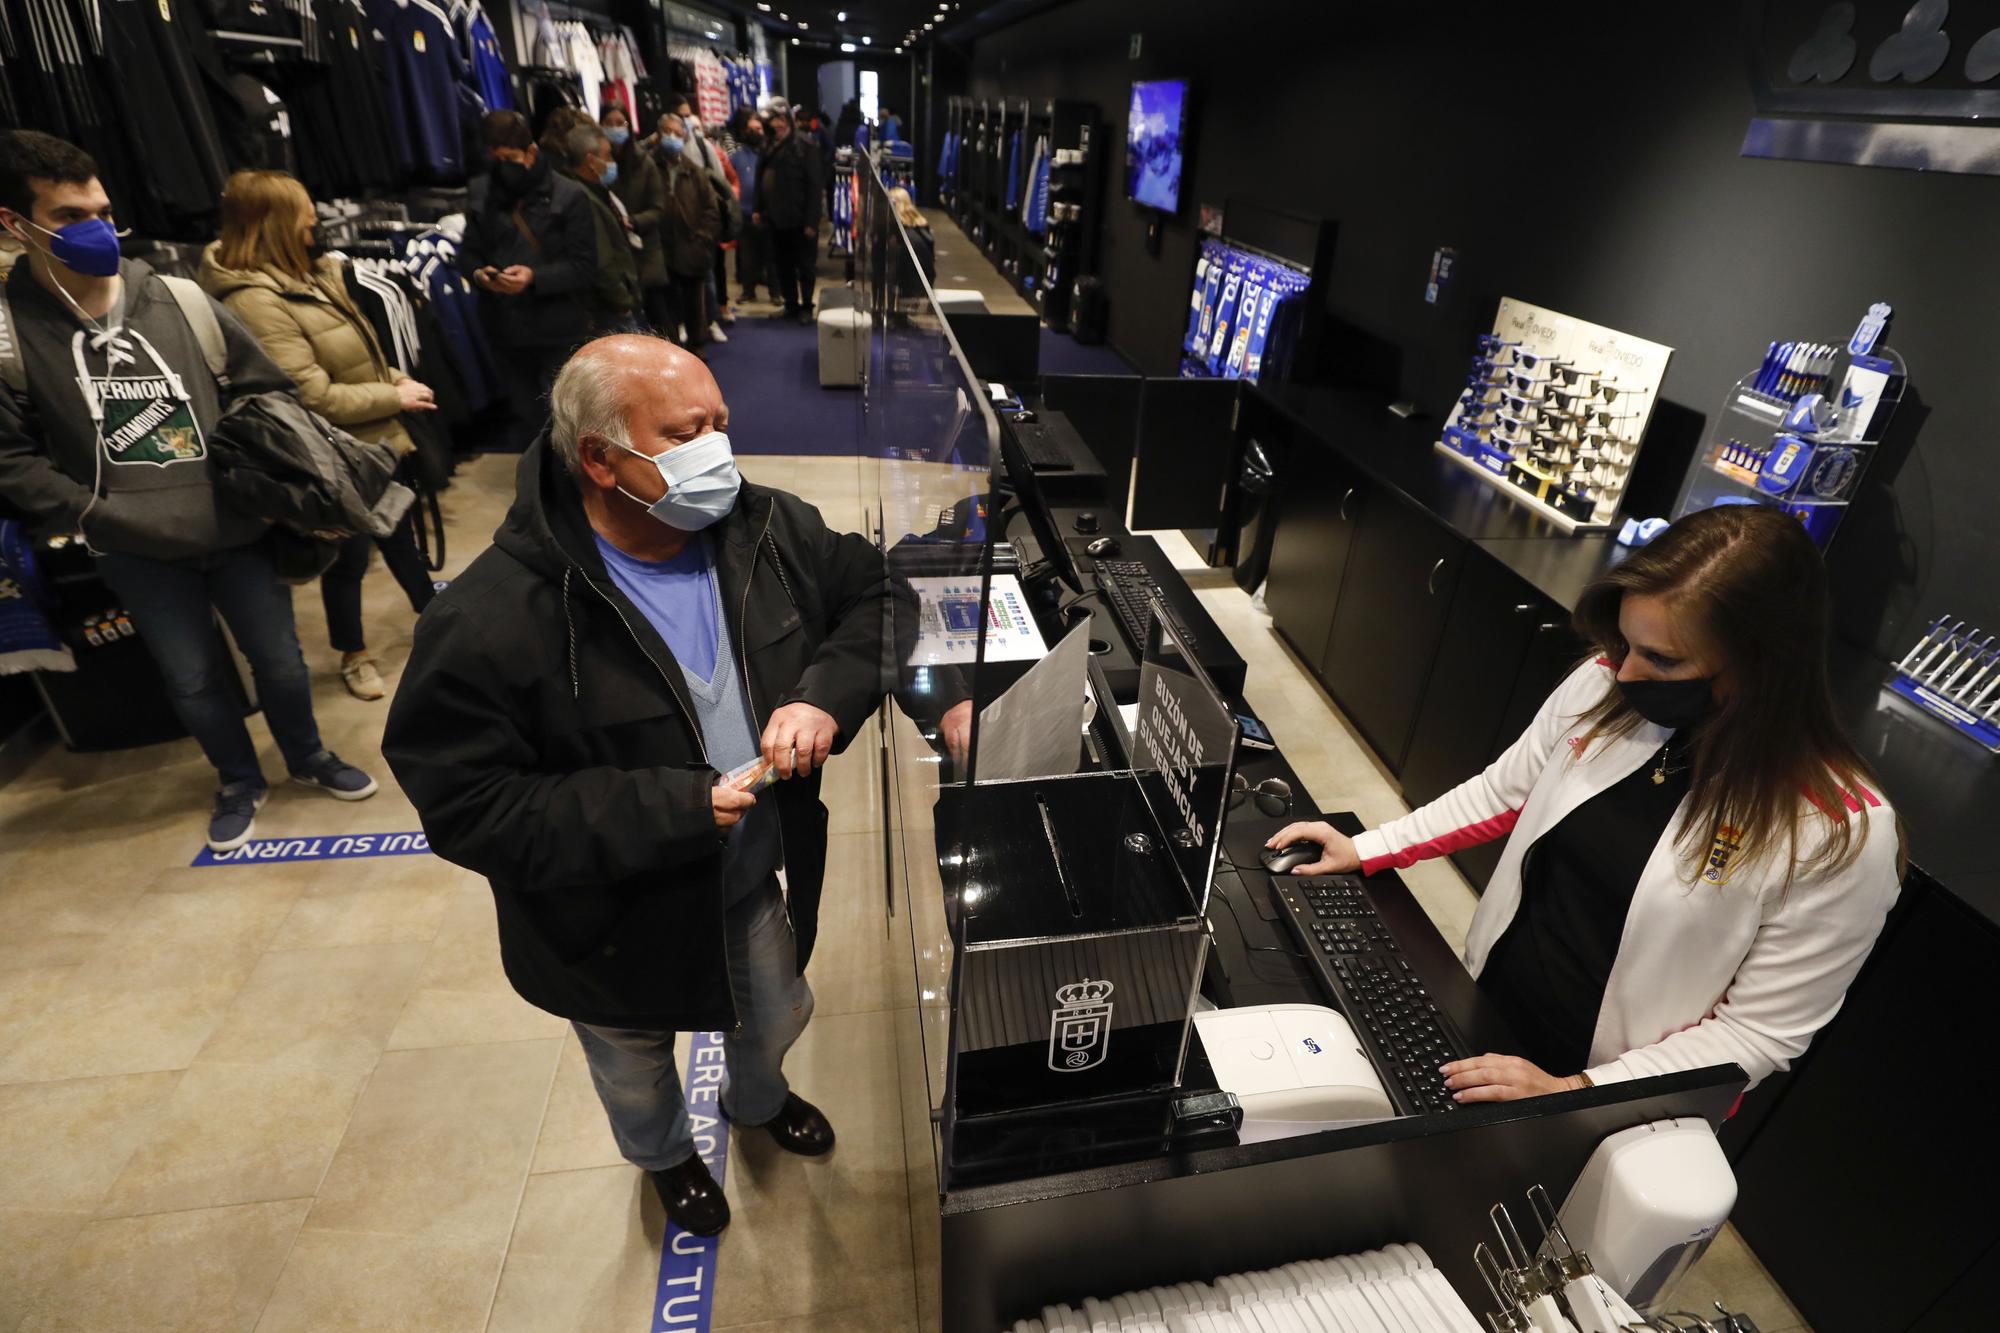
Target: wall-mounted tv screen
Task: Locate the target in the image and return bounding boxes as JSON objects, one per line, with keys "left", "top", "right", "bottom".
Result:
{"left": 1126, "top": 79, "right": 1188, "bottom": 213}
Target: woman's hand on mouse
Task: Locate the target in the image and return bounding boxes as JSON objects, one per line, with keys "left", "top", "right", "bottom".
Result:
{"left": 1263, "top": 821, "right": 1360, "bottom": 875}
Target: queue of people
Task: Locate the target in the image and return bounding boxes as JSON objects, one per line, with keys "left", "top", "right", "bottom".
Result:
{"left": 0, "top": 98, "right": 843, "bottom": 853}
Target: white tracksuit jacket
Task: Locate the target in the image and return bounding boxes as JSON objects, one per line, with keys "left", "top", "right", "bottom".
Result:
{"left": 1350, "top": 659, "right": 1901, "bottom": 1089}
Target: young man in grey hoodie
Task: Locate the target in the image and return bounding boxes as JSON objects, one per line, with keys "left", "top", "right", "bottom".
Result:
{"left": 0, "top": 131, "right": 376, "bottom": 851}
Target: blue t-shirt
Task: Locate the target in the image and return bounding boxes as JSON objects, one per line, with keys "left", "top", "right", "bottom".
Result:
{"left": 594, "top": 533, "right": 719, "bottom": 682}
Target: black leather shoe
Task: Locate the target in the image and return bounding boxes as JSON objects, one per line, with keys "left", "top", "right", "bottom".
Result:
{"left": 743, "top": 1092, "right": 836, "bottom": 1157}
{"left": 649, "top": 1156, "right": 730, "bottom": 1236}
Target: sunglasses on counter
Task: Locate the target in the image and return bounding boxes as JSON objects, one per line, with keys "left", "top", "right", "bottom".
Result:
{"left": 1475, "top": 334, "right": 1519, "bottom": 353}
{"left": 1503, "top": 370, "right": 1548, "bottom": 395}
{"left": 1545, "top": 385, "right": 1592, "bottom": 412}
{"left": 1510, "top": 349, "right": 1567, "bottom": 372}
{"left": 1550, "top": 364, "right": 1601, "bottom": 388}
{"left": 1229, "top": 773, "right": 1293, "bottom": 817}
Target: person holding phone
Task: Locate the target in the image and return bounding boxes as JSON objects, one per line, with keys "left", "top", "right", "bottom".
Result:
{"left": 1265, "top": 506, "right": 1901, "bottom": 1105}
{"left": 459, "top": 110, "right": 599, "bottom": 450}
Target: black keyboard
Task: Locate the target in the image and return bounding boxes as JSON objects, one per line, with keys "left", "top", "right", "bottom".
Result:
{"left": 1014, "top": 423, "right": 1074, "bottom": 470}
{"left": 1095, "top": 559, "right": 1199, "bottom": 654}
{"left": 1270, "top": 875, "right": 1471, "bottom": 1115}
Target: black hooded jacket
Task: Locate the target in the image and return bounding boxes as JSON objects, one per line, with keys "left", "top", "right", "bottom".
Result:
{"left": 382, "top": 432, "right": 898, "bottom": 1031}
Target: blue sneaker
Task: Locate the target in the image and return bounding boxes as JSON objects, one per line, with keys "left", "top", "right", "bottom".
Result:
{"left": 290, "top": 751, "right": 379, "bottom": 801}
{"left": 208, "top": 784, "right": 268, "bottom": 853}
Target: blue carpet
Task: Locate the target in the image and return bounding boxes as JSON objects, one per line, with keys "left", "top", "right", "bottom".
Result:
{"left": 704, "top": 312, "right": 863, "bottom": 456}
{"left": 1038, "top": 325, "right": 1133, "bottom": 378}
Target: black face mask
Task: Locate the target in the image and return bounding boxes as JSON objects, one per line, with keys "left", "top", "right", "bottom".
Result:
{"left": 492, "top": 156, "right": 544, "bottom": 196}
{"left": 303, "top": 225, "right": 327, "bottom": 262}
{"left": 1618, "top": 675, "right": 1716, "bottom": 731}
{"left": 744, "top": 132, "right": 765, "bottom": 148}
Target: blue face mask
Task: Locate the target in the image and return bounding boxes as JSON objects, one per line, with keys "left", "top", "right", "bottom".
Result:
{"left": 14, "top": 215, "right": 121, "bottom": 278}
{"left": 599, "top": 160, "right": 619, "bottom": 188}
{"left": 615, "top": 431, "right": 741, "bottom": 531}
{"left": 660, "top": 135, "right": 687, "bottom": 159}
{"left": 606, "top": 126, "right": 631, "bottom": 147}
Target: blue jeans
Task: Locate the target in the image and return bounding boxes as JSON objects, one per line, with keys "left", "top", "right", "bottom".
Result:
{"left": 574, "top": 876, "right": 814, "bottom": 1170}
{"left": 96, "top": 543, "right": 325, "bottom": 789}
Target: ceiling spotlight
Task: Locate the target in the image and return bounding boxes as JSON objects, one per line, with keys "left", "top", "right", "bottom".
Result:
{"left": 894, "top": 45, "right": 904, "bottom": 53}
{"left": 777, "top": 9, "right": 788, "bottom": 17}
{"left": 790, "top": 36, "right": 799, "bottom": 45}
{"left": 840, "top": 41, "right": 855, "bottom": 52}
{"left": 860, "top": 35, "right": 870, "bottom": 45}
{"left": 924, "top": 21, "right": 933, "bottom": 28}
{"left": 836, "top": 8, "right": 846, "bottom": 18}
{"left": 797, "top": 19, "right": 808, "bottom": 27}
{"left": 755, "top": 1, "right": 769, "bottom": 9}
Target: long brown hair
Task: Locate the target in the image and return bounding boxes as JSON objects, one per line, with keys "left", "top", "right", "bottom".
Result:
{"left": 216, "top": 170, "right": 315, "bottom": 280}
{"left": 1572, "top": 505, "right": 1891, "bottom": 887}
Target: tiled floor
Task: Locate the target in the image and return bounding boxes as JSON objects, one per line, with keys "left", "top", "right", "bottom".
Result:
{"left": 0, "top": 228, "right": 1809, "bottom": 1333}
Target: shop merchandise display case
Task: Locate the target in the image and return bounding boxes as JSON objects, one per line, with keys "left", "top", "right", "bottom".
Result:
{"left": 1178, "top": 200, "right": 1335, "bottom": 389}
{"left": 940, "top": 94, "right": 1104, "bottom": 328}
{"left": 1671, "top": 315, "right": 1907, "bottom": 551}
{"left": 1436, "top": 298, "right": 1674, "bottom": 532}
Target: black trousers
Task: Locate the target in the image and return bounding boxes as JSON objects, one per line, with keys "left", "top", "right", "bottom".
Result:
{"left": 664, "top": 272, "right": 709, "bottom": 349}
{"left": 497, "top": 343, "right": 569, "bottom": 452}
{"left": 770, "top": 226, "right": 816, "bottom": 314}
{"left": 735, "top": 223, "right": 777, "bottom": 298}
{"left": 321, "top": 513, "right": 437, "bottom": 655}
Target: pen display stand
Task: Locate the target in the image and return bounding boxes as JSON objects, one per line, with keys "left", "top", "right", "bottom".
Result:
{"left": 1435, "top": 297, "right": 1674, "bottom": 533}
{"left": 1671, "top": 344, "right": 1907, "bottom": 551}
{"left": 1883, "top": 615, "right": 2000, "bottom": 754}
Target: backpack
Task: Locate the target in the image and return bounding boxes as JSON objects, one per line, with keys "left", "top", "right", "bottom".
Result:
{"left": 0, "top": 273, "right": 229, "bottom": 406}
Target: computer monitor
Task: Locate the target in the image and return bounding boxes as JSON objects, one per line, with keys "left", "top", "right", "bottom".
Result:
{"left": 952, "top": 312, "right": 1042, "bottom": 387}
{"left": 997, "top": 424, "right": 1085, "bottom": 595}
{"left": 1126, "top": 78, "right": 1189, "bottom": 213}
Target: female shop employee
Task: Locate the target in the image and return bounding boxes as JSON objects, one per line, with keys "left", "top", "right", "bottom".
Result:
{"left": 1267, "top": 505, "right": 1901, "bottom": 1104}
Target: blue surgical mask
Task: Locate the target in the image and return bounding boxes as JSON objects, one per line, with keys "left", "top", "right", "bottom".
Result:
{"left": 606, "top": 126, "right": 631, "bottom": 147}
{"left": 599, "top": 161, "right": 619, "bottom": 188}
{"left": 615, "top": 431, "right": 741, "bottom": 531}
{"left": 660, "top": 135, "right": 686, "bottom": 158}
{"left": 13, "top": 215, "right": 121, "bottom": 278}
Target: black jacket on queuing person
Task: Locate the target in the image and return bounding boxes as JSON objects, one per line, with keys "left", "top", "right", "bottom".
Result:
{"left": 456, "top": 156, "right": 598, "bottom": 350}
{"left": 659, "top": 155, "right": 720, "bottom": 278}
{"left": 611, "top": 144, "right": 670, "bottom": 291}
{"left": 382, "top": 432, "right": 899, "bottom": 1030}
{"left": 756, "top": 130, "right": 822, "bottom": 231}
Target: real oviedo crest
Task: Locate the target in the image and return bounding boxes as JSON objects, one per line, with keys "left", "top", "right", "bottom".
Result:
{"left": 1048, "top": 978, "right": 1114, "bottom": 1073}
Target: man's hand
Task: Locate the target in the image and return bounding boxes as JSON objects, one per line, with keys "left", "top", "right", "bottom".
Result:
{"left": 712, "top": 785, "right": 755, "bottom": 829}
{"left": 1440, "top": 1054, "right": 1578, "bottom": 1104}
{"left": 940, "top": 699, "right": 972, "bottom": 766}
{"left": 1263, "top": 820, "right": 1361, "bottom": 876}
{"left": 396, "top": 379, "right": 437, "bottom": 413}
{"left": 490, "top": 265, "right": 534, "bottom": 295}
{"left": 803, "top": 225, "right": 817, "bottom": 239}
{"left": 760, "top": 702, "right": 839, "bottom": 778}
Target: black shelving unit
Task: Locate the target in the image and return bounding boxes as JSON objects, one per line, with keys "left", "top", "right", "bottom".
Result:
{"left": 940, "top": 93, "right": 1104, "bottom": 330}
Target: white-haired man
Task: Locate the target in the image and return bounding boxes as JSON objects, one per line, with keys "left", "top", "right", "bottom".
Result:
{"left": 384, "top": 334, "right": 962, "bottom": 1233}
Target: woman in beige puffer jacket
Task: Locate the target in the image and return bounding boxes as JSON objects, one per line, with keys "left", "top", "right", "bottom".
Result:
{"left": 200, "top": 170, "right": 439, "bottom": 701}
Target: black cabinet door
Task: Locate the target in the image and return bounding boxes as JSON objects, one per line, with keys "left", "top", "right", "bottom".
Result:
{"left": 1732, "top": 883, "right": 2000, "bottom": 1333}
{"left": 1492, "top": 613, "right": 1589, "bottom": 758}
{"left": 1400, "top": 550, "right": 1546, "bottom": 811}
{"left": 1264, "top": 449, "right": 1363, "bottom": 671}
{"left": 1319, "top": 497, "right": 1464, "bottom": 774}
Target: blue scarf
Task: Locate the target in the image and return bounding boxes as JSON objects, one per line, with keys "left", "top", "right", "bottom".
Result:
{"left": 0, "top": 521, "right": 75, "bottom": 674}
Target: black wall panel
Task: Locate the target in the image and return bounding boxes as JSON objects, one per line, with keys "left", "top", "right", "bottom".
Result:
{"left": 965, "top": 1, "right": 2000, "bottom": 658}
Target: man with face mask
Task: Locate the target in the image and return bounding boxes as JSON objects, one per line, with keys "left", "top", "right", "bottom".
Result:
{"left": 0, "top": 131, "right": 378, "bottom": 851}
{"left": 556, "top": 124, "right": 642, "bottom": 336}
{"left": 383, "top": 334, "right": 912, "bottom": 1236}
{"left": 459, "top": 111, "right": 599, "bottom": 451}
{"left": 650, "top": 114, "right": 720, "bottom": 354}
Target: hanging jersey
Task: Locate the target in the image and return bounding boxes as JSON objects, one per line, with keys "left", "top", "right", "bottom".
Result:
{"left": 464, "top": 5, "right": 512, "bottom": 111}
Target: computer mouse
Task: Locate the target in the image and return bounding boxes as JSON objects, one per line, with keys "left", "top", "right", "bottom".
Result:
{"left": 1260, "top": 842, "right": 1322, "bottom": 874}
{"left": 1085, "top": 536, "right": 1121, "bottom": 557}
